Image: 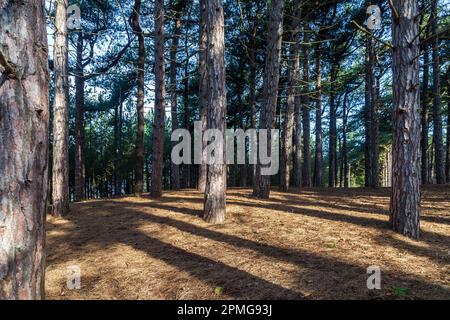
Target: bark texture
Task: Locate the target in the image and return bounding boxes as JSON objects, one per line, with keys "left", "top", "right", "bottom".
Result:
{"left": 431, "top": 0, "right": 445, "bottom": 184}
{"left": 313, "top": 40, "right": 323, "bottom": 188}
{"left": 0, "top": 0, "right": 49, "bottom": 299}
{"left": 302, "top": 23, "right": 311, "bottom": 187}
{"left": 52, "top": 0, "right": 70, "bottom": 216}
{"left": 198, "top": 0, "right": 208, "bottom": 192}
{"left": 253, "top": 0, "right": 285, "bottom": 198}
{"left": 151, "top": 0, "right": 166, "bottom": 198}
{"left": 390, "top": 0, "right": 421, "bottom": 239}
{"left": 280, "top": 0, "right": 301, "bottom": 192}
{"left": 74, "top": 32, "right": 85, "bottom": 201}
{"left": 203, "top": 0, "right": 227, "bottom": 224}
{"left": 421, "top": 43, "right": 429, "bottom": 184}
{"left": 130, "top": 0, "right": 145, "bottom": 195}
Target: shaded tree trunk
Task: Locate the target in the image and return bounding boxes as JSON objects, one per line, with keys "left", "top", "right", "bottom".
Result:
{"left": 390, "top": 0, "right": 421, "bottom": 239}
{"left": 169, "top": 0, "right": 186, "bottom": 191}
{"left": 253, "top": 0, "right": 285, "bottom": 198}
{"left": 313, "top": 40, "right": 323, "bottom": 188}
{"left": 342, "top": 93, "right": 349, "bottom": 188}
{"left": 198, "top": 0, "right": 208, "bottom": 192}
{"left": 182, "top": 55, "right": 191, "bottom": 188}
{"left": 0, "top": 0, "right": 49, "bottom": 299}
{"left": 130, "top": 0, "right": 145, "bottom": 195}
{"left": 114, "top": 93, "right": 123, "bottom": 195}
{"left": 302, "top": 23, "right": 311, "bottom": 187}
{"left": 74, "top": 32, "right": 85, "bottom": 202}
{"left": 328, "top": 63, "right": 338, "bottom": 188}
{"left": 421, "top": 43, "right": 430, "bottom": 184}
{"left": 151, "top": 0, "right": 166, "bottom": 197}
{"left": 446, "top": 68, "right": 450, "bottom": 182}
{"left": 203, "top": 0, "right": 227, "bottom": 224}
{"left": 280, "top": 0, "right": 301, "bottom": 192}
{"left": 431, "top": 0, "right": 445, "bottom": 184}
{"left": 52, "top": 0, "right": 70, "bottom": 216}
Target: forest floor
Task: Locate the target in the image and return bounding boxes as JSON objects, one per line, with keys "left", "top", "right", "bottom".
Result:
{"left": 45, "top": 186, "right": 450, "bottom": 300}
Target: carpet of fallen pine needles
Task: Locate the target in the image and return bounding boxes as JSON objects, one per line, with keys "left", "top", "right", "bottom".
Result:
{"left": 45, "top": 186, "right": 450, "bottom": 300}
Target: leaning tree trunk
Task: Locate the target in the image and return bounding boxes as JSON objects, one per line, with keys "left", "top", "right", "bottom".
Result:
{"left": 421, "top": 43, "right": 430, "bottom": 184}
{"left": 74, "top": 31, "right": 85, "bottom": 201}
{"left": 169, "top": 0, "right": 186, "bottom": 191}
{"left": 313, "top": 39, "right": 323, "bottom": 188}
{"left": 203, "top": 0, "right": 227, "bottom": 223}
{"left": 0, "top": 0, "right": 49, "bottom": 299}
{"left": 431, "top": 0, "right": 445, "bottom": 184}
{"left": 253, "top": 0, "right": 285, "bottom": 198}
{"left": 390, "top": 0, "right": 421, "bottom": 239}
{"left": 130, "top": 0, "right": 145, "bottom": 195}
{"left": 151, "top": 0, "right": 166, "bottom": 198}
{"left": 302, "top": 23, "right": 311, "bottom": 187}
{"left": 280, "top": 0, "right": 301, "bottom": 192}
{"left": 52, "top": 0, "right": 70, "bottom": 216}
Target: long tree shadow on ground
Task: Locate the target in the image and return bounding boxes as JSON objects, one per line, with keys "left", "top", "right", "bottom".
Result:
{"left": 46, "top": 188, "right": 450, "bottom": 299}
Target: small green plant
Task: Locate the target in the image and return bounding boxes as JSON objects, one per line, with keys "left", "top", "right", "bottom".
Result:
{"left": 393, "top": 287, "right": 409, "bottom": 297}
{"left": 214, "top": 286, "right": 223, "bottom": 296}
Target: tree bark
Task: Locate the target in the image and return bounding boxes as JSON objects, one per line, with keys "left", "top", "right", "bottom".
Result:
{"left": 74, "top": 31, "right": 85, "bottom": 202}
{"left": 431, "top": 0, "right": 445, "bottom": 184}
{"left": 446, "top": 68, "right": 450, "bottom": 183}
{"left": 198, "top": 0, "right": 208, "bottom": 193}
{"left": 170, "top": 0, "right": 186, "bottom": 191}
{"left": 280, "top": 0, "right": 301, "bottom": 192}
{"left": 328, "top": 63, "right": 338, "bottom": 188}
{"left": 203, "top": 0, "right": 227, "bottom": 223}
{"left": 151, "top": 0, "right": 166, "bottom": 197}
{"left": 253, "top": 0, "right": 285, "bottom": 198}
{"left": 390, "top": 0, "right": 421, "bottom": 239}
{"left": 313, "top": 39, "right": 323, "bottom": 188}
{"left": 342, "top": 93, "right": 349, "bottom": 188}
{"left": 52, "top": 0, "right": 70, "bottom": 216}
{"left": 0, "top": 0, "right": 49, "bottom": 299}
{"left": 302, "top": 23, "right": 311, "bottom": 187}
{"left": 130, "top": 0, "right": 145, "bottom": 195}
{"left": 421, "top": 43, "right": 430, "bottom": 184}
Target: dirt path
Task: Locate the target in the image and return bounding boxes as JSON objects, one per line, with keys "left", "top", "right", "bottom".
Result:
{"left": 45, "top": 187, "right": 450, "bottom": 299}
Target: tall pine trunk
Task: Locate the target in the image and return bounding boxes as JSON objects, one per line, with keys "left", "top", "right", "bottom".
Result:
{"left": 203, "top": 0, "right": 227, "bottom": 223}
{"left": 74, "top": 32, "right": 85, "bottom": 202}
{"left": 170, "top": 1, "right": 186, "bottom": 191}
{"left": 390, "top": 0, "right": 421, "bottom": 239}
{"left": 431, "top": 0, "right": 445, "bottom": 184}
{"left": 421, "top": 43, "right": 430, "bottom": 184}
{"left": 253, "top": 0, "right": 285, "bottom": 198}
{"left": 313, "top": 40, "right": 323, "bottom": 188}
{"left": 446, "top": 68, "right": 450, "bottom": 182}
{"left": 198, "top": 0, "right": 208, "bottom": 192}
{"left": 52, "top": 0, "right": 70, "bottom": 216}
{"left": 130, "top": 0, "right": 145, "bottom": 195}
{"left": 328, "top": 63, "right": 338, "bottom": 188}
{"left": 0, "top": 0, "right": 49, "bottom": 299}
{"left": 151, "top": 0, "right": 166, "bottom": 197}
{"left": 280, "top": 0, "right": 301, "bottom": 192}
{"left": 302, "top": 23, "right": 311, "bottom": 187}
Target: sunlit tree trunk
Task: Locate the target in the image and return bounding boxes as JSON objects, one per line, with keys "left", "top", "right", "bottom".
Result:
{"left": 52, "top": 0, "right": 70, "bottom": 216}
{"left": 203, "top": 0, "right": 227, "bottom": 223}
{"left": 130, "top": 0, "right": 145, "bottom": 195}
{"left": 253, "top": 0, "right": 285, "bottom": 198}
{"left": 0, "top": 0, "right": 49, "bottom": 299}
{"left": 151, "top": 0, "right": 166, "bottom": 197}
{"left": 390, "top": 0, "right": 421, "bottom": 239}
